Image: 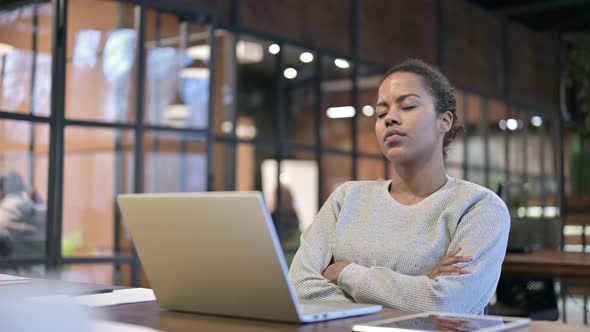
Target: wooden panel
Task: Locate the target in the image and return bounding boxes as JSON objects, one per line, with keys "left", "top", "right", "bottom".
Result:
{"left": 359, "top": 0, "right": 437, "bottom": 65}
{"left": 444, "top": 0, "right": 503, "bottom": 96}
{"left": 503, "top": 250, "right": 590, "bottom": 281}
{"left": 565, "top": 234, "right": 590, "bottom": 246}
{"left": 167, "top": 0, "right": 232, "bottom": 23}
{"left": 240, "top": 0, "right": 303, "bottom": 42}
{"left": 303, "top": 0, "right": 352, "bottom": 55}
{"left": 509, "top": 24, "right": 557, "bottom": 109}
{"left": 566, "top": 214, "right": 590, "bottom": 226}
{"left": 566, "top": 195, "right": 590, "bottom": 207}
{"left": 240, "top": 0, "right": 352, "bottom": 54}
{"left": 508, "top": 23, "right": 537, "bottom": 106}
{"left": 533, "top": 33, "right": 557, "bottom": 108}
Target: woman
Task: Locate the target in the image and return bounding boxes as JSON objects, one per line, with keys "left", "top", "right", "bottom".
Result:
{"left": 288, "top": 59, "right": 510, "bottom": 314}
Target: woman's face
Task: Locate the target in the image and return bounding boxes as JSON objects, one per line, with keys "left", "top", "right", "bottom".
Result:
{"left": 375, "top": 72, "right": 449, "bottom": 164}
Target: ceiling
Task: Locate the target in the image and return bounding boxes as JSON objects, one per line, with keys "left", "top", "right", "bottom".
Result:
{"left": 469, "top": 0, "right": 590, "bottom": 33}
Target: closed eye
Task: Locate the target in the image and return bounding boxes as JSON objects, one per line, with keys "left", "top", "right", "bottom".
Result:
{"left": 401, "top": 105, "right": 417, "bottom": 111}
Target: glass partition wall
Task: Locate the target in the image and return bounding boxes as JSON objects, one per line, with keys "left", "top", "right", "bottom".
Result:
{"left": 0, "top": 0, "right": 562, "bottom": 286}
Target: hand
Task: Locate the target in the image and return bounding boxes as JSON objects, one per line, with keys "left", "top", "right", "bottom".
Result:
{"left": 428, "top": 247, "right": 472, "bottom": 280}
{"left": 322, "top": 261, "right": 350, "bottom": 284}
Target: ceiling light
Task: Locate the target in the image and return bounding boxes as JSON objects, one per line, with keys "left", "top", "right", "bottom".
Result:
{"left": 362, "top": 105, "right": 375, "bottom": 117}
{"left": 326, "top": 106, "right": 356, "bottom": 119}
{"left": 279, "top": 172, "right": 292, "bottom": 185}
{"left": 0, "top": 42, "right": 14, "bottom": 55}
{"left": 506, "top": 118, "right": 518, "bottom": 131}
{"left": 334, "top": 58, "right": 349, "bottom": 69}
{"left": 299, "top": 52, "right": 314, "bottom": 63}
{"left": 164, "top": 104, "right": 190, "bottom": 120}
{"left": 283, "top": 67, "right": 297, "bottom": 79}
{"left": 186, "top": 45, "right": 210, "bottom": 61}
{"left": 499, "top": 119, "right": 507, "bottom": 130}
{"left": 236, "top": 40, "right": 263, "bottom": 64}
{"left": 531, "top": 116, "right": 543, "bottom": 127}
{"left": 236, "top": 124, "right": 257, "bottom": 139}
{"left": 268, "top": 44, "right": 280, "bottom": 54}
{"left": 221, "top": 121, "right": 233, "bottom": 134}
{"left": 180, "top": 67, "right": 209, "bottom": 79}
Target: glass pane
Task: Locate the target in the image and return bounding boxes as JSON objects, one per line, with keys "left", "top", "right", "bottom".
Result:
{"left": 144, "top": 11, "right": 211, "bottom": 128}
{"left": 0, "top": 120, "right": 49, "bottom": 258}
{"left": 144, "top": 131, "right": 207, "bottom": 193}
{"left": 446, "top": 135, "right": 464, "bottom": 169}
{"left": 508, "top": 107, "right": 525, "bottom": 174}
{"left": 285, "top": 152, "right": 318, "bottom": 232}
{"left": 526, "top": 111, "right": 543, "bottom": 180}
{"left": 63, "top": 127, "right": 134, "bottom": 257}
{"left": 0, "top": 264, "right": 45, "bottom": 278}
{"left": 322, "top": 56, "right": 353, "bottom": 151}
{"left": 117, "top": 263, "right": 139, "bottom": 287}
{"left": 468, "top": 169, "right": 486, "bottom": 187}
{"left": 285, "top": 45, "right": 316, "bottom": 146}
{"left": 212, "top": 30, "right": 236, "bottom": 137}
{"left": 212, "top": 142, "right": 234, "bottom": 191}
{"left": 544, "top": 114, "right": 558, "bottom": 207}
{"left": 263, "top": 151, "right": 318, "bottom": 265}
{"left": 526, "top": 176, "right": 543, "bottom": 217}
{"left": 322, "top": 154, "right": 352, "bottom": 202}
{"left": 545, "top": 113, "right": 558, "bottom": 214}
{"left": 66, "top": 0, "right": 136, "bottom": 122}
{"left": 489, "top": 170, "right": 506, "bottom": 198}
{"left": 0, "top": 3, "right": 53, "bottom": 116}
{"left": 465, "top": 93, "right": 484, "bottom": 167}
{"left": 237, "top": 143, "right": 274, "bottom": 192}
{"left": 235, "top": 36, "right": 277, "bottom": 140}
{"left": 447, "top": 166, "right": 463, "bottom": 180}
{"left": 358, "top": 157, "right": 385, "bottom": 181}
{"left": 357, "top": 65, "right": 384, "bottom": 155}
{"left": 61, "top": 264, "right": 114, "bottom": 285}
{"left": 447, "top": 90, "right": 466, "bottom": 166}
{"left": 488, "top": 99, "right": 506, "bottom": 171}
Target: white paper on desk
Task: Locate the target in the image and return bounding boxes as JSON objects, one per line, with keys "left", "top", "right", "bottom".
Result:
{"left": 90, "top": 320, "right": 163, "bottom": 332}
{"left": 75, "top": 288, "right": 156, "bottom": 307}
{"left": 0, "top": 273, "right": 30, "bottom": 284}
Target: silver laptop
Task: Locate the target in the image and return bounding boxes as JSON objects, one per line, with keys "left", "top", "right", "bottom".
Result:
{"left": 117, "top": 191, "right": 382, "bottom": 323}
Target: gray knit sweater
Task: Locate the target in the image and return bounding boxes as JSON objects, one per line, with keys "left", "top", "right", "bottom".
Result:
{"left": 288, "top": 177, "right": 510, "bottom": 314}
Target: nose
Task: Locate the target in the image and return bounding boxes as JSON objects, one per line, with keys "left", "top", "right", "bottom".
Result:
{"left": 383, "top": 110, "right": 400, "bottom": 127}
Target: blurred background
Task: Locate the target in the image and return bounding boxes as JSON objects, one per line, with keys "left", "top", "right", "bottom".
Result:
{"left": 0, "top": 0, "right": 588, "bottom": 325}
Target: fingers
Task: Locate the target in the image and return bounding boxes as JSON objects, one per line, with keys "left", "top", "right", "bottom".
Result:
{"left": 433, "top": 270, "right": 469, "bottom": 278}
{"left": 443, "top": 247, "right": 462, "bottom": 259}
{"left": 429, "top": 265, "right": 470, "bottom": 279}
{"left": 440, "top": 255, "right": 473, "bottom": 266}
{"left": 435, "top": 265, "right": 469, "bottom": 275}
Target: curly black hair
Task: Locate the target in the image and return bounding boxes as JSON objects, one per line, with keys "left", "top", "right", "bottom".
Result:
{"left": 383, "top": 59, "right": 463, "bottom": 159}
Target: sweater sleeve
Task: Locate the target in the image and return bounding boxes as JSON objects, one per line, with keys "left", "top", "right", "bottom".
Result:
{"left": 288, "top": 185, "right": 355, "bottom": 303}
{"left": 337, "top": 195, "right": 510, "bottom": 314}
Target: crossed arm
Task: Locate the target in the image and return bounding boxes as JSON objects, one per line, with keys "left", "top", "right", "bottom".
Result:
{"left": 288, "top": 195, "right": 510, "bottom": 314}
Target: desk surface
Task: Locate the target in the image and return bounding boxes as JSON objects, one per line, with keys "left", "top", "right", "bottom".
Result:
{"left": 503, "top": 250, "right": 590, "bottom": 280}
{"left": 102, "top": 300, "right": 588, "bottom": 332}
{"left": 4, "top": 278, "right": 587, "bottom": 331}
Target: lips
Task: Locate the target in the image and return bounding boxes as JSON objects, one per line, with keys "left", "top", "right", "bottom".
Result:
{"left": 384, "top": 130, "right": 406, "bottom": 143}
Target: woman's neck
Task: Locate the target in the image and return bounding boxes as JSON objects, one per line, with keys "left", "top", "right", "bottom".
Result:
{"left": 389, "top": 153, "right": 448, "bottom": 204}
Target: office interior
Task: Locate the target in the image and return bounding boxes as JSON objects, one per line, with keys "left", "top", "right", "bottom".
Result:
{"left": 0, "top": 0, "right": 588, "bottom": 326}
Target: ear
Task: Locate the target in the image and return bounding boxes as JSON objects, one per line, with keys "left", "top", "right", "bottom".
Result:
{"left": 438, "top": 111, "right": 453, "bottom": 133}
